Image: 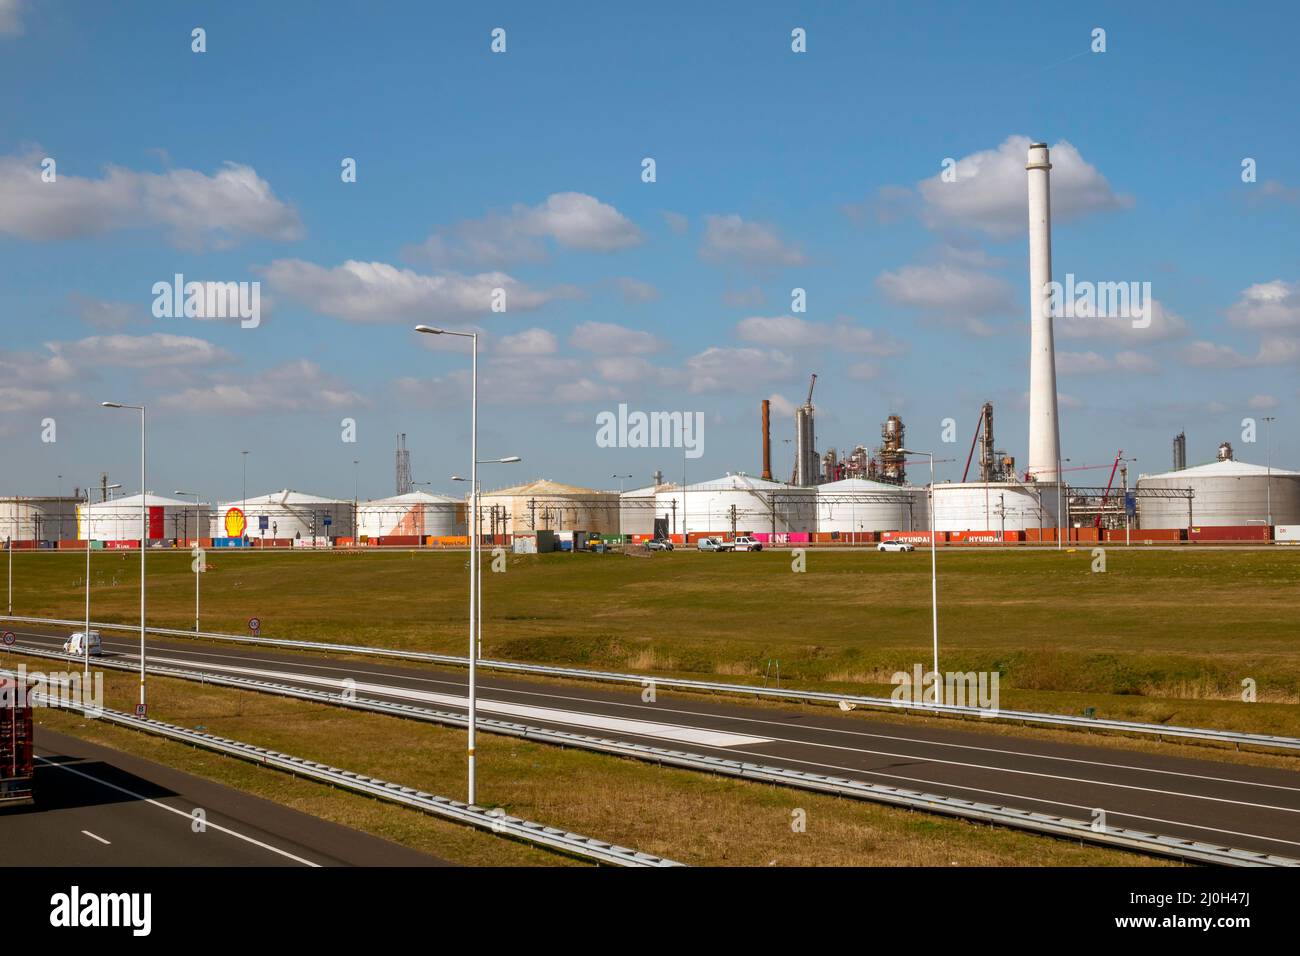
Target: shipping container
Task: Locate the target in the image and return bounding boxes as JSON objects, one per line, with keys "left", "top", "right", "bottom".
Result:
{"left": 1188, "top": 525, "right": 1272, "bottom": 542}
{"left": 1, "top": 677, "right": 34, "bottom": 806}
{"left": 1276, "top": 526, "right": 1300, "bottom": 542}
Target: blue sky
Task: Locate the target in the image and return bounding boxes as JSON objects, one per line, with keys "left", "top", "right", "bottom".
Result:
{"left": 2, "top": 1, "right": 1297, "bottom": 501}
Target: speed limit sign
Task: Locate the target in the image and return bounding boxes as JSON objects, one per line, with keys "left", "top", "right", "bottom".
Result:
{"left": 2, "top": 631, "right": 14, "bottom": 646}
{"left": 135, "top": 703, "right": 147, "bottom": 717}
{"left": 249, "top": 616, "right": 261, "bottom": 634}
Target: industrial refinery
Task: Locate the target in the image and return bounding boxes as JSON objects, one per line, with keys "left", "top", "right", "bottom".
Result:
{"left": 3, "top": 143, "right": 1296, "bottom": 549}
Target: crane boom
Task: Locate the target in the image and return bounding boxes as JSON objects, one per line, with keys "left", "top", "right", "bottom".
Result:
{"left": 805, "top": 373, "right": 817, "bottom": 407}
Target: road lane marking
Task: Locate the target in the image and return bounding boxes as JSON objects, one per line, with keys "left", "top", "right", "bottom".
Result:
{"left": 81, "top": 830, "right": 110, "bottom": 845}
{"left": 57, "top": 631, "right": 1300, "bottom": 797}
{"left": 36, "top": 756, "right": 320, "bottom": 867}
{"left": 145, "top": 655, "right": 772, "bottom": 748}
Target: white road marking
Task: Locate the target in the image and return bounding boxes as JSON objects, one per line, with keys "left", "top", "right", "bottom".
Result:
{"left": 64, "top": 632, "right": 1300, "bottom": 798}
{"left": 37, "top": 756, "right": 320, "bottom": 867}
{"left": 81, "top": 830, "right": 110, "bottom": 845}
{"left": 145, "top": 655, "right": 772, "bottom": 748}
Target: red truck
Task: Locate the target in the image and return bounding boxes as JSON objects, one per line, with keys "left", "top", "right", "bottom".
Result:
{"left": 1, "top": 676, "right": 34, "bottom": 806}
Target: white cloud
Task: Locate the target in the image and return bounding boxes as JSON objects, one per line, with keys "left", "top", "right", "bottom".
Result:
{"left": 159, "top": 359, "right": 367, "bottom": 414}
{"left": 570, "top": 321, "right": 667, "bottom": 355}
{"left": 1178, "top": 340, "right": 1251, "bottom": 368}
{"left": 735, "top": 315, "right": 903, "bottom": 355}
{"left": 48, "top": 333, "right": 234, "bottom": 369}
{"left": 408, "top": 192, "right": 642, "bottom": 267}
{"left": 68, "top": 293, "right": 146, "bottom": 331}
{"left": 876, "top": 263, "right": 1015, "bottom": 322}
{"left": 841, "top": 185, "right": 917, "bottom": 226}
{"left": 699, "top": 214, "right": 806, "bottom": 268}
{"left": 684, "top": 347, "right": 796, "bottom": 393}
{"left": 0, "top": 0, "right": 24, "bottom": 35}
{"left": 847, "top": 362, "right": 880, "bottom": 382}
{"left": 722, "top": 286, "right": 765, "bottom": 308}
{"left": 1058, "top": 349, "right": 1160, "bottom": 376}
{"left": 592, "top": 355, "right": 684, "bottom": 388}
{"left": 662, "top": 211, "right": 689, "bottom": 235}
{"left": 613, "top": 277, "right": 661, "bottom": 303}
{"left": 1057, "top": 299, "right": 1188, "bottom": 343}
{"left": 1226, "top": 279, "right": 1300, "bottom": 330}
{"left": 767, "top": 393, "right": 797, "bottom": 421}
{"left": 0, "top": 151, "right": 303, "bottom": 248}
{"left": 1248, "top": 394, "right": 1279, "bottom": 410}
{"left": 496, "top": 327, "right": 557, "bottom": 356}
{"left": 259, "top": 259, "right": 574, "bottom": 324}
{"left": 918, "top": 135, "right": 1132, "bottom": 238}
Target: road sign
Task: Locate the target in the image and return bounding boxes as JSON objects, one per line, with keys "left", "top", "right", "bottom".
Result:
{"left": 1125, "top": 492, "right": 1137, "bottom": 516}
{"left": 323, "top": 517, "right": 332, "bottom": 526}
{"left": 1, "top": 631, "right": 14, "bottom": 646}
{"left": 248, "top": 616, "right": 261, "bottom": 633}
{"left": 135, "top": 703, "right": 147, "bottom": 717}
{"left": 258, "top": 515, "right": 269, "bottom": 531}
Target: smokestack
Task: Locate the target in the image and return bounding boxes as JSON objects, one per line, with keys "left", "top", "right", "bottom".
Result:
{"left": 761, "top": 399, "right": 772, "bottom": 480}
{"left": 1026, "top": 142, "right": 1061, "bottom": 481}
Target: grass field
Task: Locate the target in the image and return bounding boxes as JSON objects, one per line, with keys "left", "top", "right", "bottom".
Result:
{"left": 7, "top": 546, "right": 1300, "bottom": 733}
{"left": 16, "top": 652, "right": 1165, "bottom": 867}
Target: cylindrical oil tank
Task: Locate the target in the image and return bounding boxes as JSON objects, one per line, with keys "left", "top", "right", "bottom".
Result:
{"left": 1137, "top": 459, "right": 1300, "bottom": 528}
{"left": 930, "top": 481, "right": 1059, "bottom": 533}
{"left": 357, "top": 491, "right": 464, "bottom": 539}
{"left": 477, "top": 479, "right": 620, "bottom": 536}
{"left": 215, "top": 489, "right": 354, "bottom": 541}
{"left": 79, "top": 493, "right": 212, "bottom": 542}
{"left": 655, "top": 473, "right": 816, "bottom": 536}
{"left": 815, "top": 478, "right": 924, "bottom": 532}
{"left": 0, "top": 496, "right": 82, "bottom": 541}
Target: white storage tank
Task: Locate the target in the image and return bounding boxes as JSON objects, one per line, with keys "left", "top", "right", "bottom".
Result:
{"left": 79, "top": 493, "right": 211, "bottom": 543}
{"left": 930, "top": 481, "right": 1059, "bottom": 533}
{"left": 815, "top": 478, "right": 924, "bottom": 533}
{"left": 357, "top": 491, "right": 465, "bottom": 539}
{"left": 215, "top": 489, "right": 354, "bottom": 541}
{"left": 618, "top": 483, "right": 673, "bottom": 537}
{"left": 477, "top": 479, "right": 619, "bottom": 536}
{"left": 0, "top": 496, "right": 82, "bottom": 541}
{"left": 1137, "top": 459, "right": 1300, "bottom": 528}
{"left": 655, "top": 473, "right": 815, "bottom": 536}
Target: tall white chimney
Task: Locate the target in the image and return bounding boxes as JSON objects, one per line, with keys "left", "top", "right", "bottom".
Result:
{"left": 1026, "top": 142, "right": 1061, "bottom": 481}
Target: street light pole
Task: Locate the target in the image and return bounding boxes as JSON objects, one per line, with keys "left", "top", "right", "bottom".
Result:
{"left": 175, "top": 491, "right": 202, "bottom": 631}
{"left": 102, "top": 401, "right": 147, "bottom": 713}
{"left": 901, "top": 448, "right": 939, "bottom": 692}
{"left": 1263, "top": 416, "right": 1276, "bottom": 529}
{"left": 416, "top": 325, "right": 479, "bottom": 805}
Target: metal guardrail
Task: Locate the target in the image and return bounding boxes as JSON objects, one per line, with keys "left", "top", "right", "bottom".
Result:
{"left": 4, "top": 664, "right": 679, "bottom": 868}
{"left": 6, "top": 647, "right": 1295, "bottom": 868}
{"left": 6, "top": 613, "right": 1300, "bottom": 754}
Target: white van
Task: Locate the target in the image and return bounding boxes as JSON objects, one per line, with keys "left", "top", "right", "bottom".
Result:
{"left": 63, "top": 630, "right": 103, "bottom": 657}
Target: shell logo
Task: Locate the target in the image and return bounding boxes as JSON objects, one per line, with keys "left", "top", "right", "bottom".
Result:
{"left": 224, "top": 507, "right": 247, "bottom": 538}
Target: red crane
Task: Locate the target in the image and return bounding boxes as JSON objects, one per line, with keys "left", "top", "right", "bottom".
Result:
{"left": 1095, "top": 450, "right": 1123, "bottom": 528}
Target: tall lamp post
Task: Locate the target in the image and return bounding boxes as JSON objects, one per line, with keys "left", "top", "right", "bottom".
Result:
{"left": 415, "top": 324, "right": 498, "bottom": 805}
{"left": 899, "top": 448, "right": 939, "bottom": 692}
{"left": 1263, "top": 416, "right": 1276, "bottom": 529}
{"left": 101, "top": 401, "right": 147, "bottom": 713}
{"left": 174, "top": 491, "right": 203, "bottom": 631}
{"left": 453, "top": 455, "right": 521, "bottom": 659}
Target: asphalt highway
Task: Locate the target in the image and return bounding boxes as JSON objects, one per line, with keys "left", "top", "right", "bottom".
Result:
{"left": 9, "top": 625, "right": 1300, "bottom": 860}
{"left": 0, "top": 724, "right": 446, "bottom": 866}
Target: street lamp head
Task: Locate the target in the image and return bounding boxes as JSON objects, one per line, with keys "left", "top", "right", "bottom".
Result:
{"left": 499, "top": 456, "right": 522, "bottom": 463}
{"left": 451, "top": 475, "right": 467, "bottom": 482}
{"left": 101, "top": 401, "right": 122, "bottom": 408}
{"left": 414, "top": 325, "right": 444, "bottom": 335}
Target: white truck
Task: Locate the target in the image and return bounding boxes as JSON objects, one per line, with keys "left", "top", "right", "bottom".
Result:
{"left": 732, "top": 536, "right": 763, "bottom": 551}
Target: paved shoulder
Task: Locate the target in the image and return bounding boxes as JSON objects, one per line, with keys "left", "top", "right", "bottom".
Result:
{"left": 0, "top": 727, "right": 449, "bottom": 867}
